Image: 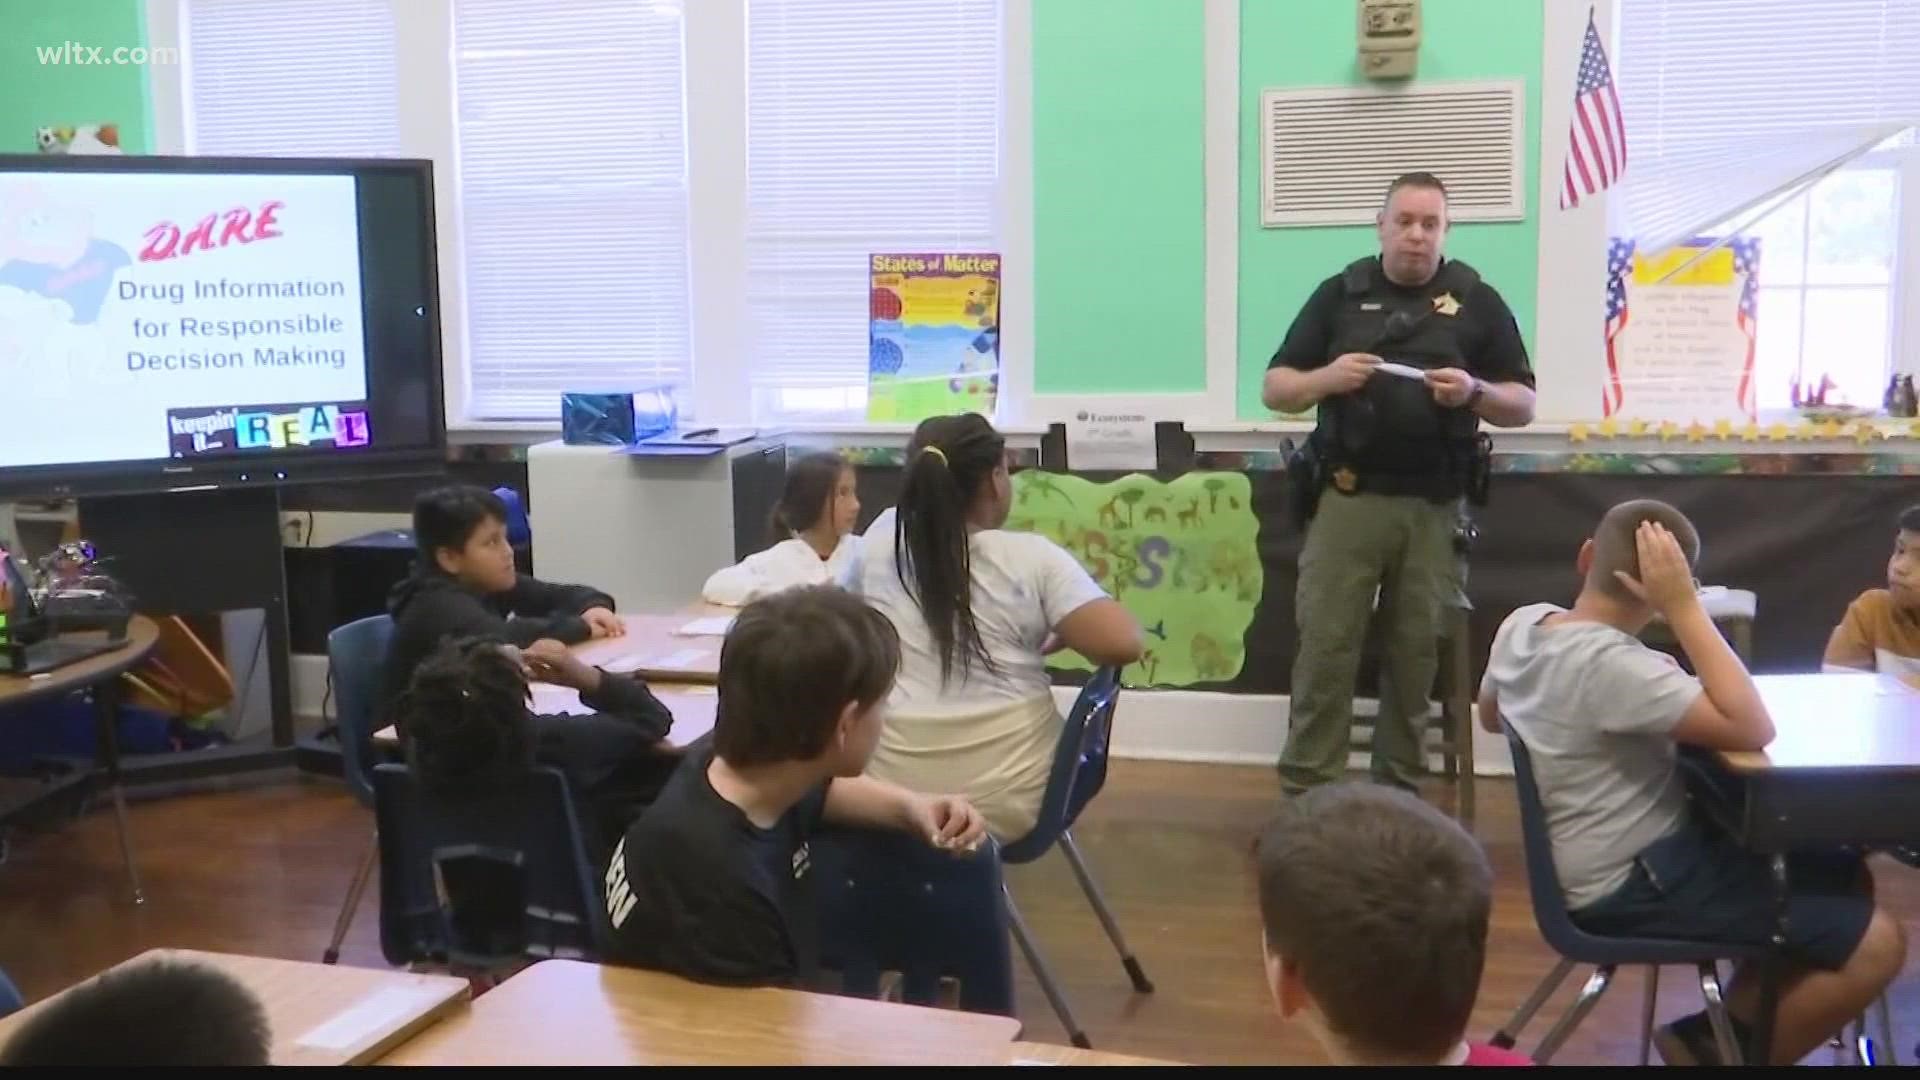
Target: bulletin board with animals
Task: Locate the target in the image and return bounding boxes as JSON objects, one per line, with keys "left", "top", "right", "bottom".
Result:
{"left": 35, "top": 124, "right": 124, "bottom": 156}
{"left": 1007, "top": 470, "right": 1261, "bottom": 688}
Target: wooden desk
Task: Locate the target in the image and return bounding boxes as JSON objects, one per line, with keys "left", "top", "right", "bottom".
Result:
{"left": 373, "top": 682, "right": 718, "bottom": 750}
{"left": 0, "top": 616, "right": 159, "bottom": 903}
{"left": 380, "top": 959, "right": 1021, "bottom": 1066}
{"left": 1694, "top": 672, "right": 1920, "bottom": 1066}
{"left": 573, "top": 613, "right": 724, "bottom": 684}
{"left": 0, "top": 949, "right": 468, "bottom": 1067}
{"left": 1008, "top": 1040, "right": 1186, "bottom": 1066}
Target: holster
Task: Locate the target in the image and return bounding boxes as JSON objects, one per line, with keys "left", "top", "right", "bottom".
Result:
{"left": 1464, "top": 432, "right": 1494, "bottom": 507}
{"left": 1283, "top": 436, "right": 1324, "bottom": 532}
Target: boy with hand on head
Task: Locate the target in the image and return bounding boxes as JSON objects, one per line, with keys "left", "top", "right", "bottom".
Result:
{"left": 397, "top": 635, "right": 677, "bottom": 862}
{"left": 380, "top": 484, "right": 628, "bottom": 722}
{"left": 604, "top": 585, "right": 987, "bottom": 989}
{"left": 1824, "top": 504, "right": 1920, "bottom": 682}
{"left": 1255, "top": 782, "right": 1529, "bottom": 1066}
{"left": 1480, "top": 499, "right": 1906, "bottom": 1065}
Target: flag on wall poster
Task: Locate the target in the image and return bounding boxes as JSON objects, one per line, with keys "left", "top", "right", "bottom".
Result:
{"left": 1559, "top": 9, "right": 1627, "bottom": 210}
{"left": 866, "top": 253, "right": 1000, "bottom": 422}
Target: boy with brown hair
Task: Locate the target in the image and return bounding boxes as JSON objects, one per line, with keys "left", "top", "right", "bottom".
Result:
{"left": 1480, "top": 498, "right": 1906, "bottom": 1065}
{"left": 1824, "top": 503, "right": 1920, "bottom": 681}
{"left": 1255, "top": 782, "right": 1528, "bottom": 1066}
{"left": 603, "top": 585, "right": 987, "bottom": 989}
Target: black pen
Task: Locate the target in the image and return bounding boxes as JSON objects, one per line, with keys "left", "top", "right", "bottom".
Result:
{"left": 679, "top": 427, "right": 719, "bottom": 440}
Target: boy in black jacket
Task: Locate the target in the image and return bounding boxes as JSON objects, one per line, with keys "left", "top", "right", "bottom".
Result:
{"left": 380, "top": 485, "right": 676, "bottom": 849}
{"left": 379, "top": 485, "right": 626, "bottom": 718}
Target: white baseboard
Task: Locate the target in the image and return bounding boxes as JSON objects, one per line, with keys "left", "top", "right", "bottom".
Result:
{"left": 297, "top": 650, "right": 1513, "bottom": 777}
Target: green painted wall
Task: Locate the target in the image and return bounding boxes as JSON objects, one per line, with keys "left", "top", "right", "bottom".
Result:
{"left": 1237, "top": 0, "right": 1543, "bottom": 418}
{"left": 1032, "top": 0, "right": 1206, "bottom": 395}
{"left": 0, "top": 0, "right": 153, "bottom": 153}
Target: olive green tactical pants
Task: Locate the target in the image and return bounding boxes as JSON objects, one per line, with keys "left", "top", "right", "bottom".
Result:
{"left": 1280, "top": 490, "right": 1465, "bottom": 793}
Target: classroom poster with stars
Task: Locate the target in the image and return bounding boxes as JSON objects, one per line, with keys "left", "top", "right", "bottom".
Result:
{"left": 1006, "top": 470, "right": 1260, "bottom": 688}
{"left": 1602, "top": 236, "right": 1760, "bottom": 422}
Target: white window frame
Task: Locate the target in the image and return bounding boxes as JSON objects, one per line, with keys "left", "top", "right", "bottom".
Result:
{"left": 148, "top": 0, "right": 1041, "bottom": 435}
{"left": 1742, "top": 147, "right": 1914, "bottom": 410}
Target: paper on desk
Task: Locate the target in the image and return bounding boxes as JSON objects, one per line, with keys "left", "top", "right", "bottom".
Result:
{"left": 605, "top": 647, "right": 710, "bottom": 673}
{"left": 674, "top": 615, "right": 736, "bottom": 637}
{"left": 294, "top": 984, "right": 449, "bottom": 1051}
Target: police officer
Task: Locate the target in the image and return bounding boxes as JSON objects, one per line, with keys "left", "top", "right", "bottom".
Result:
{"left": 1263, "top": 172, "right": 1535, "bottom": 796}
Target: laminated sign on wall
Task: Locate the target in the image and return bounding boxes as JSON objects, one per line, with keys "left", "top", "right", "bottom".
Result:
{"left": 867, "top": 253, "right": 1000, "bottom": 422}
{"left": 1601, "top": 236, "right": 1760, "bottom": 423}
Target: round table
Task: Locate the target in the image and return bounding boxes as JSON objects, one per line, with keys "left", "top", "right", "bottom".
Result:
{"left": 0, "top": 615, "right": 160, "bottom": 903}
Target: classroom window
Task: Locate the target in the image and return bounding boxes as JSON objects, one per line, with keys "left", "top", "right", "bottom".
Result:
{"left": 450, "top": 0, "right": 694, "bottom": 423}
{"left": 743, "top": 0, "right": 1004, "bottom": 423}
{"left": 1616, "top": 0, "right": 1920, "bottom": 413}
{"left": 180, "top": 0, "right": 402, "bottom": 156}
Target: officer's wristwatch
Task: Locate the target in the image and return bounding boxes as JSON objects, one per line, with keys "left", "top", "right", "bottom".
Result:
{"left": 1464, "top": 377, "right": 1486, "bottom": 410}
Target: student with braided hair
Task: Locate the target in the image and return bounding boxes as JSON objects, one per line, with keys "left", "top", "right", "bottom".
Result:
{"left": 396, "top": 636, "right": 677, "bottom": 863}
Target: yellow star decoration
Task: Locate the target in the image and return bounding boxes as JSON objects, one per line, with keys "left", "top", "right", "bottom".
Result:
{"left": 1816, "top": 420, "right": 1841, "bottom": 440}
{"left": 1766, "top": 422, "right": 1791, "bottom": 441}
{"left": 1854, "top": 422, "right": 1880, "bottom": 445}
{"left": 1597, "top": 416, "right": 1620, "bottom": 438}
{"left": 1740, "top": 420, "right": 1762, "bottom": 441}
{"left": 1685, "top": 421, "right": 1708, "bottom": 443}
{"left": 1431, "top": 292, "right": 1461, "bottom": 316}
{"left": 1657, "top": 420, "right": 1680, "bottom": 441}
{"left": 1628, "top": 418, "right": 1650, "bottom": 437}
{"left": 1712, "top": 419, "right": 1734, "bottom": 440}
{"left": 1909, "top": 419, "right": 1920, "bottom": 439}
{"left": 1569, "top": 423, "right": 1590, "bottom": 443}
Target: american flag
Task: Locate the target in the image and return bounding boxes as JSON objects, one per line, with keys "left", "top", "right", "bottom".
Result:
{"left": 1602, "top": 237, "right": 1634, "bottom": 416}
{"left": 1560, "top": 10, "right": 1627, "bottom": 210}
{"left": 1731, "top": 237, "right": 1760, "bottom": 417}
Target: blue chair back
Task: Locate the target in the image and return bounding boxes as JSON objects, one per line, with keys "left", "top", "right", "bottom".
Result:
{"left": 493, "top": 486, "right": 533, "bottom": 547}
{"left": 1505, "top": 723, "right": 1761, "bottom": 966}
{"left": 1001, "top": 666, "right": 1121, "bottom": 865}
{"left": 0, "top": 968, "right": 20, "bottom": 1018}
{"left": 328, "top": 614, "right": 394, "bottom": 808}
{"left": 814, "top": 829, "right": 1015, "bottom": 1016}
{"left": 373, "top": 762, "right": 608, "bottom": 968}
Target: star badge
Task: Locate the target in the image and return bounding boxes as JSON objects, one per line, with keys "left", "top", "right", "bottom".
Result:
{"left": 1432, "top": 292, "right": 1461, "bottom": 317}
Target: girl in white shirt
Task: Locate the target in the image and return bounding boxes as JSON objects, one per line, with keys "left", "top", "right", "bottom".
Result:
{"left": 855, "top": 414, "right": 1143, "bottom": 840}
{"left": 702, "top": 452, "right": 861, "bottom": 607}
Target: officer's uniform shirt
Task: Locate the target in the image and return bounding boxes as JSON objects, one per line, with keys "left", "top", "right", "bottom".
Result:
{"left": 1268, "top": 257, "right": 1533, "bottom": 481}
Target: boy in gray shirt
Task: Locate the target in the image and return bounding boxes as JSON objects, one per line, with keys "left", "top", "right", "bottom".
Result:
{"left": 1479, "top": 499, "right": 1903, "bottom": 1065}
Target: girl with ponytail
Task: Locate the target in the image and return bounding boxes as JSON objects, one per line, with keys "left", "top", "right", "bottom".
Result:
{"left": 702, "top": 452, "right": 861, "bottom": 606}
{"left": 855, "top": 414, "right": 1143, "bottom": 839}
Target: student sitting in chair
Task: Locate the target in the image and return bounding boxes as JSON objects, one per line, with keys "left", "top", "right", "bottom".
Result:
{"left": 379, "top": 484, "right": 632, "bottom": 723}
{"left": 397, "top": 636, "right": 678, "bottom": 864}
{"left": 603, "top": 586, "right": 986, "bottom": 989}
{"left": 702, "top": 452, "right": 861, "bottom": 606}
{"left": 1256, "top": 783, "right": 1530, "bottom": 1066}
{"left": 0, "top": 958, "right": 271, "bottom": 1066}
{"left": 1823, "top": 503, "right": 1920, "bottom": 683}
{"left": 848, "top": 413, "right": 1143, "bottom": 840}
{"left": 1480, "top": 499, "right": 1906, "bottom": 1065}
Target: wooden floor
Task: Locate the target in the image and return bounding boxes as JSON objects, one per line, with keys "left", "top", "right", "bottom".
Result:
{"left": 3, "top": 760, "right": 1917, "bottom": 1066}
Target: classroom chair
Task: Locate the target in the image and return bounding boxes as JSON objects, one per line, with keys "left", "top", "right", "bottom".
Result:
{"left": 493, "top": 486, "right": 532, "bottom": 548}
{"left": 1000, "top": 666, "right": 1153, "bottom": 1050}
{"left": 372, "top": 762, "right": 608, "bottom": 971}
{"left": 320, "top": 613, "right": 394, "bottom": 965}
{"left": 1494, "top": 723, "right": 1758, "bottom": 1065}
{"left": 814, "top": 829, "right": 1015, "bottom": 1017}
